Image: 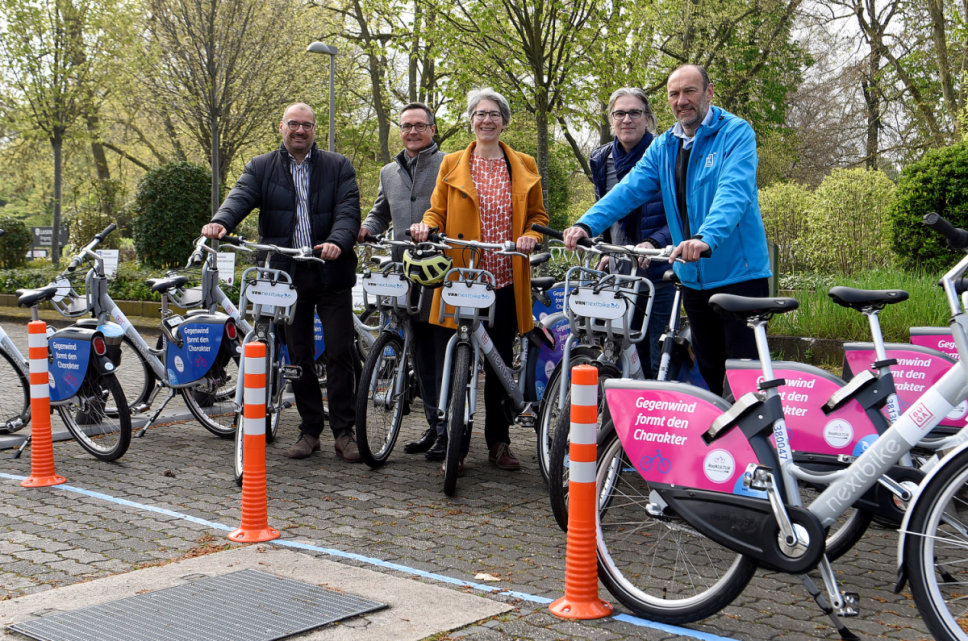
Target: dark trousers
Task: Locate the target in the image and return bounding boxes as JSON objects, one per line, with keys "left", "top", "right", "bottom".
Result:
{"left": 681, "top": 278, "right": 769, "bottom": 396}
{"left": 482, "top": 286, "right": 517, "bottom": 449}
{"left": 411, "top": 318, "right": 452, "bottom": 436}
{"left": 287, "top": 263, "right": 356, "bottom": 437}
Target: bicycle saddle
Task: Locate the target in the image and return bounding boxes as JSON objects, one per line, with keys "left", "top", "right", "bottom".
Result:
{"left": 709, "top": 293, "right": 798, "bottom": 318}
{"left": 531, "top": 276, "right": 555, "bottom": 292}
{"left": 16, "top": 285, "right": 60, "bottom": 308}
{"left": 827, "top": 286, "right": 908, "bottom": 310}
{"left": 146, "top": 275, "right": 190, "bottom": 293}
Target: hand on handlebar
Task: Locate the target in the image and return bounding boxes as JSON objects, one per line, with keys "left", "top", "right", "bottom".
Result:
{"left": 201, "top": 223, "right": 227, "bottom": 239}
{"left": 635, "top": 240, "right": 657, "bottom": 269}
{"left": 562, "top": 226, "right": 589, "bottom": 250}
{"left": 313, "top": 242, "right": 341, "bottom": 260}
{"left": 409, "top": 222, "right": 430, "bottom": 242}
{"left": 357, "top": 227, "right": 372, "bottom": 243}
{"left": 516, "top": 236, "right": 537, "bottom": 254}
{"left": 669, "top": 238, "right": 710, "bottom": 263}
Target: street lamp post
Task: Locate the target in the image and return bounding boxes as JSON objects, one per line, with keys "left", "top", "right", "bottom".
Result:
{"left": 306, "top": 41, "right": 338, "bottom": 152}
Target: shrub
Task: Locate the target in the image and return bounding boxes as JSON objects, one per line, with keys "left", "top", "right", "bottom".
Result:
{"left": 132, "top": 162, "right": 212, "bottom": 268}
{"left": 759, "top": 181, "right": 813, "bottom": 273}
{"left": 801, "top": 168, "right": 895, "bottom": 275}
{"left": 889, "top": 142, "right": 968, "bottom": 273}
{"left": 0, "top": 216, "right": 31, "bottom": 268}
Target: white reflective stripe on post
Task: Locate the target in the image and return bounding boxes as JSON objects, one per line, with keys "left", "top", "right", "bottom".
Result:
{"left": 571, "top": 382, "right": 597, "bottom": 409}
{"left": 31, "top": 384, "right": 48, "bottom": 398}
{"left": 29, "top": 359, "right": 47, "bottom": 374}
{"left": 570, "top": 421, "right": 597, "bottom": 446}
{"left": 27, "top": 333, "right": 47, "bottom": 349}
{"left": 569, "top": 460, "right": 597, "bottom": 484}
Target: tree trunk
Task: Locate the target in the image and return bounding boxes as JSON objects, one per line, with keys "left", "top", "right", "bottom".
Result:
{"left": 862, "top": 50, "right": 881, "bottom": 170}
{"left": 535, "top": 94, "right": 550, "bottom": 215}
{"left": 51, "top": 132, "right": 64, "bottom": 265}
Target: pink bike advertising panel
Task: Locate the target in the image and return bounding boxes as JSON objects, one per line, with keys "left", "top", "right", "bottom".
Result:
{"left": 604, "top": 380, "right": 763, "bottom": 497}
{"left": 726, "top": 361, "right": 879, "bottom": 457}
{"left": 842, "top": 342, "right": 966, "bottom": 428}
{"left": 910, "top": 327, "right": 959, "bottom": 360}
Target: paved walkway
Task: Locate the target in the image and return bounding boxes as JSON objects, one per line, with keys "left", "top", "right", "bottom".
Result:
{"left": 0, "top": 320, "right": 932, "bottom": 641}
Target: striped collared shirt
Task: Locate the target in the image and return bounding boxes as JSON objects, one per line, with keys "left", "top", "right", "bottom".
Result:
{"left": 289, "top": 150, "right": 313, "bottom": 249}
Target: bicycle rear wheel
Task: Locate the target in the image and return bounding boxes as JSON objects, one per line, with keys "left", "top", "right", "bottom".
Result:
{"left": 181, "top": 339, "right": 240, "bottom": 438}
{"left": 57, "top": 373, "right": 132, "bottom": 461}
{"left": 444, "top": 343, "right": 473, "bottom": 497}
{"left": 356, "top": 332, "right": 408, "bottom": 468}
{"left": 596, "top": 434, "right": 757, "bottom": 623}
{"left": 0, "top": 348, "right": 29, "bottom": 434}
{"left": 535, "top": 346, "right": 600, "bottom": 484}
{"left": 547, "top": 362, "right": 620, "bottom": 531}
{"left": 904, "top": 447, "right": 968, "bottom": 641}
{"left": 114, "top": 335, "right": 154, "bottom": 414}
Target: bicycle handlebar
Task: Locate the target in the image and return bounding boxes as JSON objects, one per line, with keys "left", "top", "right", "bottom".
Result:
{"left": 228, "top": 237, "right": 326, "bottom": 265}
{"left": 66, "top": 223, "right": 117, "bottom": 272}
{"left": 924, "top": 212, "right": 968, "bottom": 251}
{"left": 531, "top": 223, "right": 594, "bottom": 248}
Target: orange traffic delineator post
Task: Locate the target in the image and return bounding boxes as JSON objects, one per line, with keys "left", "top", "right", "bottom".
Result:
{"left": 229, "top": 341, "right": 279, "bottom": 543}
{"left": 549, "top": 364, "right": 612, "bottom": 620}
{"left": 22, "top": 321, "right": 65, "bottom": 488}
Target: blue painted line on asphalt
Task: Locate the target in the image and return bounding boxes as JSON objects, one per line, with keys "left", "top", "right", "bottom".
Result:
{"left": 2, "top": 473, "right": 739, "bottom": 641}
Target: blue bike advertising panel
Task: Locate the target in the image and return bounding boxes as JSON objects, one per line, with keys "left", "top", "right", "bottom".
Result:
{"left": 532, "top": 284, "right": 567, "bottom": 401}
{"left": 166, "top": 321, "right": 224, "bottom": 386}
{"left": 48, "top": 335, "right": 91, "bottom": 402}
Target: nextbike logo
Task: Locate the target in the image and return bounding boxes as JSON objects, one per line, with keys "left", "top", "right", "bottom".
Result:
{"left": 910, "top": 401, "right": 934, "bottom": 429}
{"left": 575, "top": 299, "right": 621, "bottom": 310}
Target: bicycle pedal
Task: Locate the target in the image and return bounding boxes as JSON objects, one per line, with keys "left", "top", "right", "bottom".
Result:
{"left": 837, "top": 592, "right": 859, "bottom": 617}
{"left": 281, "top": 365, "right": 302, "bottom": 380}
{"left": 281, "top": 400, "right": 293, "bottom": 410}
{"left": 515, "top": 413, "right": 535, "bottom": 429}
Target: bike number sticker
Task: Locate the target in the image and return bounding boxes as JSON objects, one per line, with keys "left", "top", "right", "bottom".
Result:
{"left": 441, "top": 282, "right": 494, "bottom": 309}
{"left": 568, "top": 288, "right": 626, "bottom": 320}
{"left": 362, "top": 271, "right": 409, "bottom": 298}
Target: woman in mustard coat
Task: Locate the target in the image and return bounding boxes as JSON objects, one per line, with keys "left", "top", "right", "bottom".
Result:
{"left": 410, "top": 87, "right": 548, "bottom": 472}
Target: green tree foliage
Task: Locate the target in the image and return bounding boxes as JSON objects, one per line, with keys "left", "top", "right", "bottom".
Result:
{"left": 803, "top": 168, "right": 895, "bottom": 275}
{"left": 0, "top": 217, "right": 31, "bottom": 268}
{"left": 758, "top": 181, "right": 813, "bottom": 273}
{"left": 132, "top": 162, "right": 211, "bottom": 268}
{"left": 889, "top": 142, "right": 968, "bottom": 273}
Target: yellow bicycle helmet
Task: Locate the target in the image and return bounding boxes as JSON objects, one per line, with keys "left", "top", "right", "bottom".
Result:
{"left": 403, "top": 248, "right": 452, "bottom": 287}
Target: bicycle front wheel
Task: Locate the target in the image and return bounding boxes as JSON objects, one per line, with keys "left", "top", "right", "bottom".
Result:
{"left": 181, "top": 340, "right": 240, "bottom": 438}
{"left": 57, "top": 373, "right": 132, "bottom": 461}
{"left": 0, "top": 348, "right": 29, "bottom": 434}
{"left": 904, "top": 447, "right": 968, "bottom": 641}
{"left": 596, "top": 435, "right": 757, "bottom": 623}
{"left": 356, "top": 332, "right": 408, "bottom": 468}
{"left": 444, "top": 343, "right": 473, "bottom": 497}
{"left": 535, "top": 346, "right": 601, "bottom": 484}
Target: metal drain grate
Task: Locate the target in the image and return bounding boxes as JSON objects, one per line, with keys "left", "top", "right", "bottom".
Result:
{"left": 8, "top": 569, "right": 387, "bottom": 641}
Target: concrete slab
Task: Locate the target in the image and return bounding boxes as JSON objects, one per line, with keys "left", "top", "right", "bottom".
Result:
{"left": 0, "top": 546, "right": 512, "bottom": 641}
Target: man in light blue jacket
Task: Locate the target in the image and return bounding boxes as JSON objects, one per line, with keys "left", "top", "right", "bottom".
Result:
{"left": 564, "top": 65, "right": 771, "bottom": 395}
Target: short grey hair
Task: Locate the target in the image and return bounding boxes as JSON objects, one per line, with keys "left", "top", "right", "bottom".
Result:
{"left": 466, "top": 87, "right": 511, "bottom": 125}
{"left": 606, "top": 88, "right": 656, "bottom": 134}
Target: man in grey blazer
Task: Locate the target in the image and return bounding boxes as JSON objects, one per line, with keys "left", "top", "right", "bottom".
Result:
{"left": 358, "top": 102, "right": 452, "bottom": 460}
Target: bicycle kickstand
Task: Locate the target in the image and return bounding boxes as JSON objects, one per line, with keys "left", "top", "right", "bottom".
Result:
{"left": 799, "top": 568, "right": 860, "bottom": 641}
{"left": 12, "top": 434, "right": 31, "bottom": 459}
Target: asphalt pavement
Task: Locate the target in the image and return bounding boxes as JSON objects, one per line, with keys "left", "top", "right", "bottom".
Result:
{"left": 0, "top": 318, "right": 933, "bottom": 641}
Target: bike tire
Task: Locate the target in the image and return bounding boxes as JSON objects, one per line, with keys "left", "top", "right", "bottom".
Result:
{"left": 595, "top": 434, "right": 757, "bottom": 623}
{"left": 444, "top": 343, "right": 473, "bottom": 497}
{"left": 547, "top": 362, "right": 620, "bottom": 531}
{"left": 904, "top": 446, "right": 968, "bottom": 641}
{"left": 535, "top": 346, "right": 601, "bottom": 484}
{"left": 0, "top": 348, "right": 29, "bottom": 434}
{"left": 57, "top": 373, "right": 132, "bottom": 461}
{"left": 233, "top": 409, "right": 246, "bottom": 486}
{"left": 356, "top": 332, "right": 408, "bottom": 469}
{"left": 112, "top": 335, "right": 155, "bottom": 415}
{"left": 181, "top": 339, "right": 240, "bottom": 438}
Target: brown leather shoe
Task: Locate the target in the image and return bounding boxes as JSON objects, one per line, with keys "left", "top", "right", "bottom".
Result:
{"left": 334, "top": 430, "right": 362, "bottom": 463}
{"left": 488, "top": 442, "right": 520, "bottom": 471}
{"left": 287, "top": 433, "right": 320, "bottom": 459}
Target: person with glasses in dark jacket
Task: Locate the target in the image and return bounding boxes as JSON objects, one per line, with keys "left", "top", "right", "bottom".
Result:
{"left": 358, "top": 102, "right": 451, "bottom": 461}
{"left": 588, "top": 87, "right": 673, "bottom": 378}
{"left": 201, "top": 102, "right": 363, "bottom": 463}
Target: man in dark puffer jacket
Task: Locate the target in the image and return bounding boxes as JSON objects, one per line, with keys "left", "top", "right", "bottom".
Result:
{"left": 202, "top": 102, "right": 363, "bottom": 463}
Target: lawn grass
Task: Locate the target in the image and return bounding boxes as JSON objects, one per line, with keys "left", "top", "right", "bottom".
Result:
{"left": 769, "top": 268, "right": 951, "bottom": 342}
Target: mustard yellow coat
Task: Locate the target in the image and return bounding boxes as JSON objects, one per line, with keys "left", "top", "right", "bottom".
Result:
{"left": 423, "top": 140, "right": 549, "bottom": 333}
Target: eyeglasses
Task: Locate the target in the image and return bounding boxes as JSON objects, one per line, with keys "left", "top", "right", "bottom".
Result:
{"left": 611, "top": 109, "right": 646, "bottom": 121}
{"left": 286, "top": 121, "right": 316, "bottom": 131}
{"left": 400, "top": 123, "right": 432, "bottom": 133}
{"left": 472, "top": 110, "right": 503, "bottom": 122}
